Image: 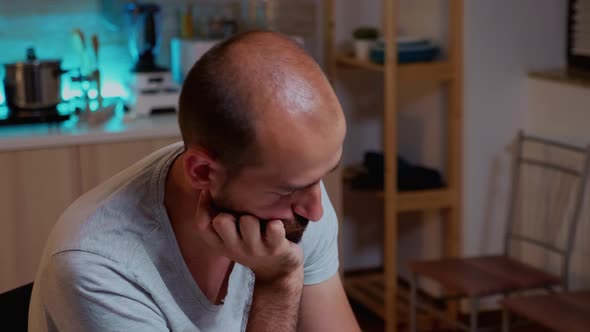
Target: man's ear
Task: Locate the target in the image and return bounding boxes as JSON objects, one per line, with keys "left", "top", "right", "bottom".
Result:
{"left": 183, "top": 147, "right": 218, "bottom": 189}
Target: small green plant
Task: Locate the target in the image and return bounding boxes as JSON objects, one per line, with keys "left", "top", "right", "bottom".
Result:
{"left": 352, "top": 26, "right": 379, "bottom": 40}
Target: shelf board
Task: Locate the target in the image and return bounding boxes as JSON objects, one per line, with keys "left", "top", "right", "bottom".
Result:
{"left": 344, "top": 187, "right": 454, "bottom": 212}
{"left": 334, "top": 54, "right": 454, "bottom": 82}
{"left": 335, "top": 54, "right": 384, "bottom": 71}
{"left": 345, "top": 271, "right": 386, "bottom": 318}
{"left": 343, "top": 271, "right": 436, "bottom": 329}
{"left": 395, "top": 188, "right": 455, "bottom": 212}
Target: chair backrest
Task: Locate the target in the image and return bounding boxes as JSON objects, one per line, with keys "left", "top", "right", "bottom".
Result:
{"left": 0, "top": 282, "right": 34, "bottom": 331}
{"left": 504, "top": 131, "right": 590, "bottom": 289}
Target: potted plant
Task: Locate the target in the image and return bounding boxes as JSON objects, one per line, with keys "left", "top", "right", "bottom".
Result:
{"left": 352, "top": 26, "right": 379, "bottom": 60}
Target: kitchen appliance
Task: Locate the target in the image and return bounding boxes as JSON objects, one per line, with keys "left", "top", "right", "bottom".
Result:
{"left": 126, "top": 2, "right": 179, "bottom": 116}
{"left": 3, "top": 48, "right": 66, "bottom": 110}
{"left": 170, "top": 38, "right": 220, "bottom": 83}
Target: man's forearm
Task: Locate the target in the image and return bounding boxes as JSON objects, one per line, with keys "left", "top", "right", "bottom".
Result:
{"left": 246, "top": 272, "right": 303, "bottom": 332}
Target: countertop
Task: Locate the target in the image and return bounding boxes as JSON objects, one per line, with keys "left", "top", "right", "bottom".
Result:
{"left": 529, "top": 68, "right": 590, "bottom": 89}
{"left": 0, "top": 109, "right": 181, "bottom": 152}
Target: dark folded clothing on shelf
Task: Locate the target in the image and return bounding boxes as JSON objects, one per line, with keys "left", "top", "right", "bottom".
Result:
{"left": 349, "top": 151, "right": 444, "bottom": 191}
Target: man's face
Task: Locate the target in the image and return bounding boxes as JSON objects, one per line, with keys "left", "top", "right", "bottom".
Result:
{"left": 209, "top": 120, "right": 345, "bottom": 244}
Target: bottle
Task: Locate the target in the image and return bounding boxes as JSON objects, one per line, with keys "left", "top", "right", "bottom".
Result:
{"left": 181, "top": 3, "right": 194, "bottom": 39}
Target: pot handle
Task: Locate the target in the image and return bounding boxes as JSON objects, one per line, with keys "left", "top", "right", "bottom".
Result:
{"left": 54, "top": 67, "right": 80, "bottom": 78}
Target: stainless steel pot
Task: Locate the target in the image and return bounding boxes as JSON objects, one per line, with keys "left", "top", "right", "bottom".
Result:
{"left": 3, "top": 48, "right": 63, "bottom": 109}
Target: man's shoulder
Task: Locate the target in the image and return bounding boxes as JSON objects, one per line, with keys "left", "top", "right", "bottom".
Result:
{"left": 44, "top": 142, "right": 183, "bottom": 267}
{"left": 44, "top": 187, "right": 150, "bottom": 270}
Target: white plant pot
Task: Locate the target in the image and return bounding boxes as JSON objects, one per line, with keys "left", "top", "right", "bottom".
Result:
{"left": 354, "top": 39, "right": 372, "bottom": 61}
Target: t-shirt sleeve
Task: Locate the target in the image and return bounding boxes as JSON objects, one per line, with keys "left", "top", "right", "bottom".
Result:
{"left": 38, "top": 250, "right": 170, "bottom": 332}
{"left": 301, "top": 182, "right": 340, "bottom": 285}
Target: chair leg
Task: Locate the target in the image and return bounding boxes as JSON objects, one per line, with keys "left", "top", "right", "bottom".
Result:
{"left": 410, "top": 272, "right": 417, "bottom": 332}
{"left": 469, "top": 297, "right": 479, "bottom": 332}
{"left": 502, "top": 308, "right": 510, "bottom": 332}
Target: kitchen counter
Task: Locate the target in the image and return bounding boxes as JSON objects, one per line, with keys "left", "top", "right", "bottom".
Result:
{"left": 0, "top": 111, "right": 181, "bottom": 152}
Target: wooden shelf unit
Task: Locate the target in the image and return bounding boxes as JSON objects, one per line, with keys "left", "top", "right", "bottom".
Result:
{"left": 345, "top": 187, "right": 454, "bottom": 212}
{"left": 395, "top": 188, "right": 455, "bottom": 212}
{"left": 324, "top": 1, "right": 463, "bottom": 331}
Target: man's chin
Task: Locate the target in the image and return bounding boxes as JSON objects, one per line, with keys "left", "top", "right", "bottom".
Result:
{"left": 283, "top": 218, "right": 309, "bottom": 243}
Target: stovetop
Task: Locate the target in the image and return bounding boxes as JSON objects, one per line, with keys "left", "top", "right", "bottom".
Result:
{"left": 0, "top": 103, "right": 73, "bottom": 126}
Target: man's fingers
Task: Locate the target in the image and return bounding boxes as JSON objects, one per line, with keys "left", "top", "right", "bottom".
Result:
{"left": 212, "top": 213, "right": 240, "bottom": 247}
{"left": 239, "top": 215, "right": 262, "bottom": 253}
{"left": 264, "top": 219, "right": 286, "bottom": 249}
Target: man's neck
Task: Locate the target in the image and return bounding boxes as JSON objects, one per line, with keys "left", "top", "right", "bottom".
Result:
{"left": 164, "top": 154, "right": 234, "bottom": 304}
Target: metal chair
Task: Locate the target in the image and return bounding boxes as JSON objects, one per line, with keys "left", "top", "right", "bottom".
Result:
{"left": 408, "top": 131, "right": 590, "bottom": 332}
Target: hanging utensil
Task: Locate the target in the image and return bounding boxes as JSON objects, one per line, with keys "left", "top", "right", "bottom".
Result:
{"left": 91, "top": 34, "right": 102, "bottom": 106}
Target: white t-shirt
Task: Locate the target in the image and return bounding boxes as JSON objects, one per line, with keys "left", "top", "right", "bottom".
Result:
{"left": 28, "top": 142, "right": 339, "bottom": 331}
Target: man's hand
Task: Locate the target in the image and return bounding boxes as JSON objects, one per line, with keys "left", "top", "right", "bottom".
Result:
{"left": 195, "top": 190, "right": 304, "bottom": 331}
{"left": 195, "top": 190, "right": 304, "bottom": 282}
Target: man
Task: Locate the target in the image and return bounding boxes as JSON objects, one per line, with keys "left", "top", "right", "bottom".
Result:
{"left": 29, "top": 31, "right": 360, "bottom": 331}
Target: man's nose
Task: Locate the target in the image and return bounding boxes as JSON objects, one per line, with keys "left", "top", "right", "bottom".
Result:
{"left": 292, "top": 183, "right": 323, "bottom": 221}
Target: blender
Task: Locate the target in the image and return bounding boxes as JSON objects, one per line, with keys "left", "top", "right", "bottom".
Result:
{"left": 126, "top": 2, "right": 179, "bottom": 116}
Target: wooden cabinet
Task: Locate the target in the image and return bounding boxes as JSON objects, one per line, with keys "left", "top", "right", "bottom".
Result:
{"left": 0, "top": 147, "right": 81, "bottom": 293}
{"left": 0, "top": 137, "right": 180, "bottom": 293}
{"left": 79, "top": 138, "right": 180, "bottom": 193}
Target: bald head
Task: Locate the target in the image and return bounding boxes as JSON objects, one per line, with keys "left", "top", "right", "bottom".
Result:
{"left": 178, "top": 30, "right": 344, "bottom": 175}
{"left": 219, "top": 32, "right": 337, "bottom": 115}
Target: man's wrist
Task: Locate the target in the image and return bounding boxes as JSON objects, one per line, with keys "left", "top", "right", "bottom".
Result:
{"left": 255, "top": 267, "right": 304, "bottom": 293}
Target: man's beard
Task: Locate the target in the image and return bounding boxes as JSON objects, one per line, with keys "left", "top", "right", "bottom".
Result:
{"left": 211, "top": 191, "right": 309, "bottom": 244}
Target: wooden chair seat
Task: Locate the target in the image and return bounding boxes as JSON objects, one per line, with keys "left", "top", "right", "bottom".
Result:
{"left": 466, "top": 255, "right": 561, "bottom": 289}
{"left": 409, "top": 255, "right": 561, "bottom": 297}
{"left": 500, "top": 291, "right": 590, "bottom": 332}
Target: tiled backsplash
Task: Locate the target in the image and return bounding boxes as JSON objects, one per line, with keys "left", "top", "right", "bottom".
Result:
{"left": 0, "top": 0, "right": 318, "bottom": 103}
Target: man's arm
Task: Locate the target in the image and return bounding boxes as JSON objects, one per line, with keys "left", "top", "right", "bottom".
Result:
{"left": 246, "top": 269, "right": 303, "bottom": 331}
{"left": 31, "top": 251, "right": 169, "bottom": 332}
{"left": 298, "top": 273, "right": 361, "bottom": 332}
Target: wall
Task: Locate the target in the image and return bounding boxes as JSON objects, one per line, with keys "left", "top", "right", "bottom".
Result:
{"left": 463, "top": 0, "right": 566, "bottom": 259}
